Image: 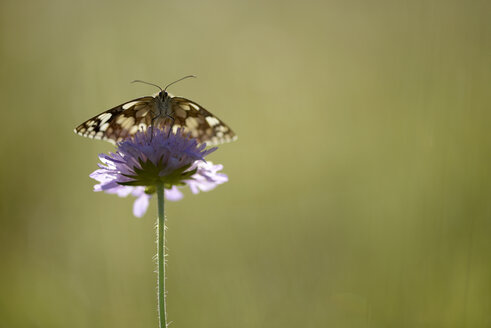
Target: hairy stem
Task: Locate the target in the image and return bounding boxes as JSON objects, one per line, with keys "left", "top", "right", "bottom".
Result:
{"left": 156, "top": 182, "right": 167, "bottom": 328}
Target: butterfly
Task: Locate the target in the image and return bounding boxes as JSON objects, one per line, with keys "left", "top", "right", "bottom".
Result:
{"left": 74, "top": 76, "right": 237, "bottom": 146}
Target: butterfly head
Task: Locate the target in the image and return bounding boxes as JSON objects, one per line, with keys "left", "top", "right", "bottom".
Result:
{"left": 158, "top": 90, "right": 170, "bottom": 101}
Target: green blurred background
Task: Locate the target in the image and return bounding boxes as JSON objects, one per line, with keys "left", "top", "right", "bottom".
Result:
{"left": 1, "top": 0, "right": 490, "bottom": 327}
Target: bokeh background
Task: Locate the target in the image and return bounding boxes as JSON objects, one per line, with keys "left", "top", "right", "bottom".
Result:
{"left": 1, "top": 0, "right": 490, "bottom": 327}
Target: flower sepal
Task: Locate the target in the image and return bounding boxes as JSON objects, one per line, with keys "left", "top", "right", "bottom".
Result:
{"left": 119, "top": 158, "right": 198, "bottom": 187}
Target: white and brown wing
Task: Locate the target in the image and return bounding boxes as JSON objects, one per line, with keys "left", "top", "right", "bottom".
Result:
{"left": 74, "top": 96, "right": 156, "bottom": 144}
{"left": 75, "top": 94, "right": 237, "bottom": 146}
{"left": 167, "top": 97, "right": 237, "bottom": 145}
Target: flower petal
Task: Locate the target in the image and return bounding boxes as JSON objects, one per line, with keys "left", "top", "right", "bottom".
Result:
{"left": 165, "top": 186, "right": 184, "bottom": 201}
{"left": 133, "top": 193, "right": 151, "bottom": 218}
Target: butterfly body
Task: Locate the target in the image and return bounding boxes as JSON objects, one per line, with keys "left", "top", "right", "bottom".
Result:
{"left": 154, "top": 90, "right": 173, "bottom": 118}
{"left": 75, "top": 89, "right": 237, "bottom": 145}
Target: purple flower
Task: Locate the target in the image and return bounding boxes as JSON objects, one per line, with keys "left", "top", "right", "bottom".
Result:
{"left": 90, "top": 127, "right": 229, "bottom": 217}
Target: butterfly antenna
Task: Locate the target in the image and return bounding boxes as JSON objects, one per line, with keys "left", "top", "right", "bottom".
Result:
{"left": 131, "top": 80, "right": 163, "bottom": 91}
{"left": 164, "top": 75, "right": 197, "bottom": 92}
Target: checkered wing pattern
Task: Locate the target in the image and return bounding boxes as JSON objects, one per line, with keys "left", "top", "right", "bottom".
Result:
{"left": 167, "top": 97, "right": 237, "bottom": 145}
{"left": 75, "top": 95, "right": 237, "bottom": 145}
{"left": 74, "top": 96, "right": 156, "bottom": 144}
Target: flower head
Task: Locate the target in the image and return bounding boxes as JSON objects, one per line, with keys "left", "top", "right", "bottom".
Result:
{"left": 90, "top": 127, "right": 228, "bottom": 217}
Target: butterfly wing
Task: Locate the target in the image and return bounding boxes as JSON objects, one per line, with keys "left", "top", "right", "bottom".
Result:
{"left": 74, "top": 96, "right": 156, "bottom": 144}
{"left": 75, "top": 94, "right": 237, "bottom": 146}
{"left": 164, "top": 96, "right": 237, "bottom": 145}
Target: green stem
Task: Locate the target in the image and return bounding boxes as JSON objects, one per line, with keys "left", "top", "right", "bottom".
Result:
{"left": 156, "top": 182, "right": 167, "bottom": 328}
